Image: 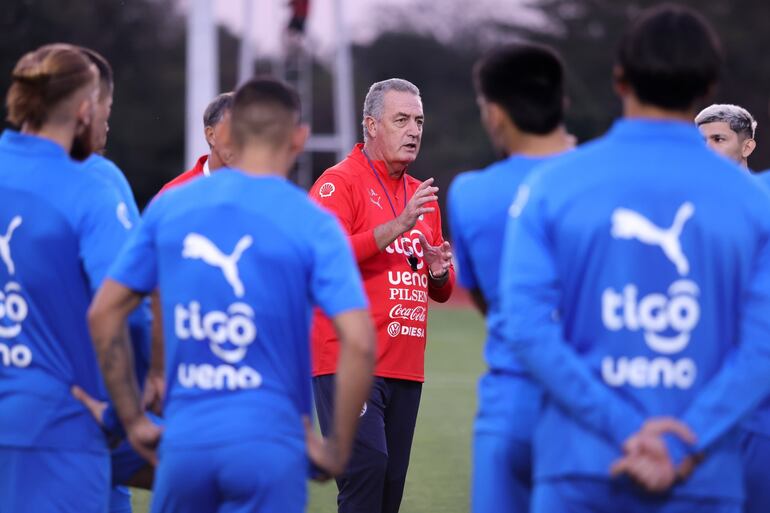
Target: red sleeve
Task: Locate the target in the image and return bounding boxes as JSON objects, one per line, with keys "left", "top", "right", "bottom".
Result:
{"left": 309, "top": 173, "right": 381, "bottom": 263}
{"left": 428, "top": 206, "right": 455, "bottom": 303}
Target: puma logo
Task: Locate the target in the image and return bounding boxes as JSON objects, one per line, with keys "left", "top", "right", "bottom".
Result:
{"left": 611, "top": 202, "right": 694, "bottom": 276}
{"left": 182, "top": 233, "right": 253, "bottom": 297}
{"left": 0, "top": 216, "right": 22, "bottom": 275}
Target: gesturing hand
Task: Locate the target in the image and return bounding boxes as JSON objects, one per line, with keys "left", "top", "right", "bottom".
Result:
{"left": 397, "top": 178, "right": 438, "bottom": 232}
{"left": 417, "top": 233, "right": 452, "bottom": 278}
{"left": 610, "top": 417, "right": 699, "bottom": 493}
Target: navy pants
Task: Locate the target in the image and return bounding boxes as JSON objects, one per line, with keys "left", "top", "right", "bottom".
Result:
{"left": 313, "top": 375, "right": 422, "bottom": 513}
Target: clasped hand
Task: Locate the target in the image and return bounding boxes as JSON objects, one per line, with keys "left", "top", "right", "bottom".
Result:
{"left": 610, "top": 417, "right": 701, "bottom": 493}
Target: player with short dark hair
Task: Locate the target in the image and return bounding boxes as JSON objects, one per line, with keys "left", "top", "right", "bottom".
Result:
{"left": 499, "top": 5, "right": 770, "bottom": 512}
{"left": 89, "top": 77, "right": 375, "bottom": 513}
{"left": 0, "top": 43, "right": 133, "bottom": 512}
{"left": 448, "top": 42, "right": 573, "bottom": 513}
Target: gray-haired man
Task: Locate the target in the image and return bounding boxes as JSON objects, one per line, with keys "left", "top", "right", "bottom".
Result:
{"left": 159, "top": 92, "right": 235, "bottom": 193}
{"left": 309, "top": 78, "right": 455, "bottom": 513}
{"left": 695, "top": 103, "right": 757, "bottom": 169}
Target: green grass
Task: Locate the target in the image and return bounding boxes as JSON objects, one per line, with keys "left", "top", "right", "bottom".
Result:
{"left": 131, "top": 308, "right": 486, "bottom": 513}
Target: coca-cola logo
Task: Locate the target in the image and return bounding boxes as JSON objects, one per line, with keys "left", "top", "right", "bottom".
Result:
{"left": 387, "top": 321, "right": 401, "bottom": 338}
{"left": 389, "top": 304, "right": 427, "bottom": 322}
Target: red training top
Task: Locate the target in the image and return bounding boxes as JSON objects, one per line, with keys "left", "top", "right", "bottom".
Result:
{"left": 309, "top": 144, "right": 454, "bottom": 382}
{"left": 158, "top": 154, "right": 209, "bottom": 195}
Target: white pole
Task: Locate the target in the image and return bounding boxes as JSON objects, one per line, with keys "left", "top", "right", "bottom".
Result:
{"left": 185, "top": 0, "right": 218, "bottom": 169}
{"left": 332, "top": 0, "right": 356, "bottom": 162}
{"left": 238, "top": 0, "right": 255, "bottom": 86}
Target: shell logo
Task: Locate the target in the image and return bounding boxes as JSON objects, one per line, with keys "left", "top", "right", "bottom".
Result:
{"left": 319, "top": 182, "right": 335, "bottom": 198}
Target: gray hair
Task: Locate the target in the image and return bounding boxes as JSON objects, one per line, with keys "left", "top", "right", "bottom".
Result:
{"left": 361, "top": 78, "right": 421, "bottom": 141}
{"left": 203, "top": 92, "right": 235, "bottom": 128}
{"left": 695, "top": 103, "right": 757, "bottom": 139}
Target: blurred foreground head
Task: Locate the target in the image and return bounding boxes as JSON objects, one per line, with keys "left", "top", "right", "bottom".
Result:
{"left": 614, "top": 4, "right": 722, "bottom": 114}
{"left": 695, "top": 104, "right": 757, "bottom": 168}
{"left": 473, "top": 42, "right": 565, "bottom": 156}
{"left": 230, "top": 77, "right": 307, "bottom": 175}
{"left": 6, "top": 43, "right": 99, "bottom": 160}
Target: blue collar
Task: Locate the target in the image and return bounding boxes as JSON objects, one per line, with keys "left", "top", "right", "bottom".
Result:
{"left": 0, "top": 129, "right": 69, "bottom": 159}
{"left": 607, "top": 118, "right": 704, "bottom": 144}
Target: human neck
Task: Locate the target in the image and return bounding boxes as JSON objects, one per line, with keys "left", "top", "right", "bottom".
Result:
{"left": 232, "top": 144, "right": 291, "bottom": 178}
{"left": 504, "top": 126, "right": 572, "bottom": 158}
{"left": 22, "top": 121, "right": 75, "bottom": 154}
{"left": 362, "top": 141, "right": 407, "bottom": 179}
{"left": 208, "top": 150, "right": 225, "bottom": 171}
{"left": 623, "top": 95, "right": 695, "bottom": 123}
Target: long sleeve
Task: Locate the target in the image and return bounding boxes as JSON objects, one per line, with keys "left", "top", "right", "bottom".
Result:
{"left": 499, "top": 182, "right": 645, "bottom": 449}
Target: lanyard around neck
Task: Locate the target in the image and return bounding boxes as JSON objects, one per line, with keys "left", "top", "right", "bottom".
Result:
{"left": 362, "top": 148, "right": 407, "bottom": 219}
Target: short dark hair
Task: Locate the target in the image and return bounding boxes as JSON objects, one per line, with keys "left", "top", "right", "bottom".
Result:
{"left": 80, "top": 47, "right": 113, "bottom": 96}
{"left": 617, "top": 4, "right": 722, "bottom": 111}
{"left": 203, "top": 92, "right": 234, "bottom": 128}
{"left": 473, "top": 43, "right": 564, "bottom": 135}
{"left": 230, "top": 78, "right": 300, "bottom": 147}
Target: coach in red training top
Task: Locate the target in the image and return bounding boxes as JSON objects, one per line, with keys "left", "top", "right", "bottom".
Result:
{"left": 159, "top": 92, "right": 234, "bottom": 193}
{"left": 310, "top": 78, "right": 454, "bottom": 513}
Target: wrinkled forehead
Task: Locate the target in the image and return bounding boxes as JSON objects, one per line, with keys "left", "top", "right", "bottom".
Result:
{"left": 698, "top": 121, "right": 737, "bottom": 138}
{"left": 382, "top": 90, "right": 423, "bottom": 118}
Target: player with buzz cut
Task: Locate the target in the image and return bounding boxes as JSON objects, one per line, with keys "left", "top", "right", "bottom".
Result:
{"left": 447, "top": 42, "right": 573, "bottom": 513}
{"left": 695, "top": 103, "right": 757, "bottom": 169}
{"left": 499, "top": 4, "right": 770, "bottom": 512}
{"left": 88, "top": 77, "right": 376, "bottom": 513}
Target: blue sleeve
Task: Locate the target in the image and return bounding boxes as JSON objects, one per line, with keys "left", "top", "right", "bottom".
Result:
{"left": 107, "top": 198, "right": 163, "bottom": 294}
{"left": 671, "top": 233, "right": 770, "bottom": 461}
{"left": 310, "top": 211, "right": 368, "bottom": 316}
{"left": 78, "top": 179, "right": 133, "bottom": 295}
{"left": 499, "top": 179, "right": 645, "bottom": 448}
{"left": 447, "top": 176, "right": 478, "bottom": 290}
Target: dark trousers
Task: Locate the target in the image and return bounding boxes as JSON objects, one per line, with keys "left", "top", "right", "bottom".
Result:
{"left": 313, "top": 375, "right": 422, "bottom": 513}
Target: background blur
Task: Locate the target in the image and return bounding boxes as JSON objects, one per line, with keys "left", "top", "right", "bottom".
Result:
{"left": 2, "top": 0, "right": 769, "bottom": 222}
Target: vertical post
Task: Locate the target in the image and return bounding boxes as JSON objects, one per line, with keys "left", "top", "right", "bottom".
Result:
{"left": 238, "top": 0, "right": 255, "bottom": 86}
{"left": 185, "top": 0, "right": 218, "bottom": 169}
{"left": 332, "top": 0, "right": 356, "bottom": 162}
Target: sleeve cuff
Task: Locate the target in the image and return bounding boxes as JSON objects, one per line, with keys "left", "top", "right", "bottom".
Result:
{"left": 663, "top": 432, "right": 694, "bottom": 468}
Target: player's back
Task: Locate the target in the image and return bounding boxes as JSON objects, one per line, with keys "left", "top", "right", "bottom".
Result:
{"left": 145, "top": 169, "right": 352, "bottom": 448}
{"left": 449, "top": 155, "right": 553, "bottom": 372}
{"left": 0, "top": 130, "right": 125, "bottom": 453}
{"left": 507, "top": 119, "right": 770, "bottom": 498}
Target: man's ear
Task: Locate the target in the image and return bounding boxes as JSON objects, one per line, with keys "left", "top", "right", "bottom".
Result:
{"left": 76, "top": 98, "right": 93, "bottom": 130}
{"left": 204, "top": 125, "right": 215, "bottom": 147}
{"left": 612, "top": 65, "right": 630, "bottom": 98}
{"left": 291, "top": 123, "right": 310, "bottom": 154}
{"left": 742, "top": 138, "right": 757, "bottom": 159}
{"left": 364, "top": 116, "right": 377, "bottom": 140}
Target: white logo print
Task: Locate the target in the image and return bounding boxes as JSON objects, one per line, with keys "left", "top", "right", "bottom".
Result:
{"left": 369, "top": 188, "right": 383, "bottom": 209}
{"left": 611, "top": 202, "right": 694, "bottom": 276}
{"left": 509, "top": 185, "right": 530, "bottom": 218}
{"left": 182, "top": 234, "right": 253, "bottom": 298}
{"left": 0, "top": 216, "right": 22, "bottom": 275}
{"left": 116, "top": 202, "right": 132, "bottom": 230}
{"left": 319, "top": 182, "right": 335, "bottom": 198}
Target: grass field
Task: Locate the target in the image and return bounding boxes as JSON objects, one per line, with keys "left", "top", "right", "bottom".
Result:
{"left": 130, "top": 308, "right": 486, "bottom": 513}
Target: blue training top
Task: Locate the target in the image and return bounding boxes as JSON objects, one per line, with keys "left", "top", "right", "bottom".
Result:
{"left": 0, "top": 130, "right": 132, "bottom": 453}
{"left": 108, "top": 168, "right": 368, "bottom": 449}
{"left": 448, "top": 154, "right": 555, "bottom": 374}
{"left": 499, "top": 119, "right": 770, "bottom": 501}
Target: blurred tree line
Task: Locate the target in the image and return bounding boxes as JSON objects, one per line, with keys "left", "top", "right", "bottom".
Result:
{"left": 2, "top": 0, "right": 769, "bottom": 220}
